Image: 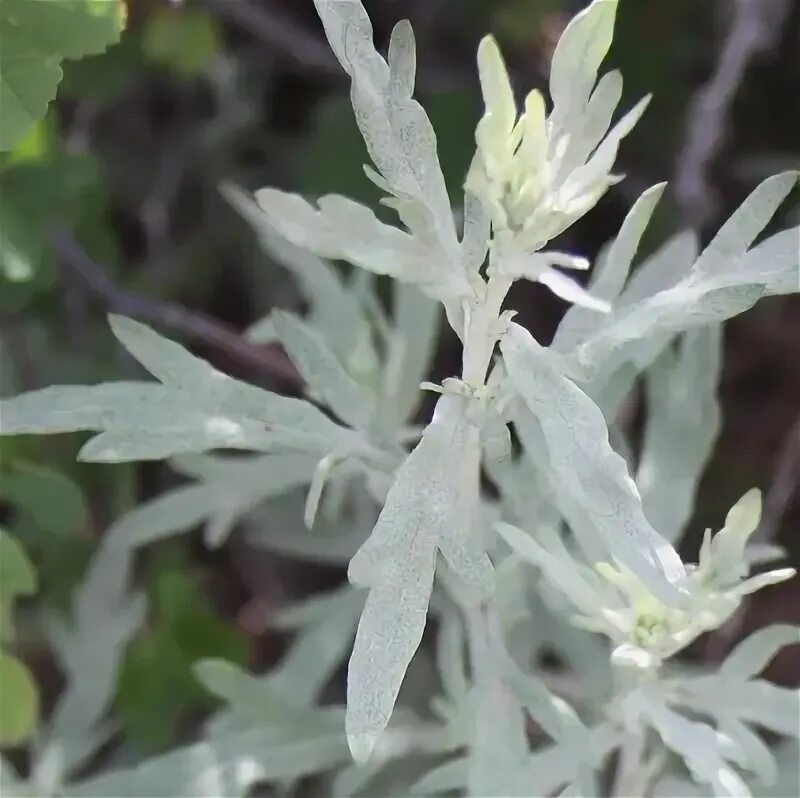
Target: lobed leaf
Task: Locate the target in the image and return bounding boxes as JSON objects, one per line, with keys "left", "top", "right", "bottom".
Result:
{"left": 1, "top": 316, "right": 361, "bottom": 461}
{"left": 312, "top": 0, "right": 457, "bottom": 253}
{"left": 345, "top": 395, "right": 493, "bottom": 761}
{"left": 569, "top": 174, "right": 799, "bottom": 383}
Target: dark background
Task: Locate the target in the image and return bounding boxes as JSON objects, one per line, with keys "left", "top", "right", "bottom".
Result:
{"left": 1, "top": 0, "right": 798, "bottom": 754}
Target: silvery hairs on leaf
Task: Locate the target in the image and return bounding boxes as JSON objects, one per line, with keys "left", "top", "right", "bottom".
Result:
{"left": 500, "top": 321, "right": 687, "bottom": 605}
{"left": 345, "top": 394, "right": 494, "bottom": 762}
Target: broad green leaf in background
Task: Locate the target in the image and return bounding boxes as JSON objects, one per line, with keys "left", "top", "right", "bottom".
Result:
{"left": 143, "top": 6, "right": 219, "bottom": 78}
{"left": 0, "top": 144, "right": 115, "bottom": 308}
{"left": 116, "top": 564, "right": 247, "bottom": 749}
{"left": 0, "top": 652, "right": 38, "bottom": 745}
{"left": 0, "top": 0, "right": 126, "bottom": 150}
{"left": 0, "top": 527, "right": 36, "bottom": 634}
{"left": 0, "top": 460, "right": 88, "bottom": 536}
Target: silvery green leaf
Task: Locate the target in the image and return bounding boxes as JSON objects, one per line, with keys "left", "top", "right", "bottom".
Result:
{"left": 576, "top": 231, "right": 698, "bottom": 408}
{"left": 273, "top": 311, "right": 373, "bottom": 429}
{"left": 77, "top": 423, "right": 275, "bottom": 463}
{"left": 244, "top": 313, "right": 277, "bottom": 344}
{"left": 528, "top": 590, "right": 612, "bottom": 703}
{"left": 312, "top": 0, "right": 457, "bottom": 255}
{"left": 1, "top": 756, "right": 23, "bottom": 795}
{"left": 379, "top": 283, "right": 439, "bottom": 432}
{"left": 245, "top": 490, "right": 371, "bottom": 564}
{"left": 468, "top": 677, "right": 531, "bottom": 796}
{"left": 194, "top": 659, "right": 344, "bottom": 731}
{"left": 69, "top": 726, "right": 350, "bottom": 798}
{"left": 524, "top": 723, "right": 622, "bottom": 798}
{"left": 388, "top": 20, "right": 416, "bottom": 100}
{"left": 37, "top": 541, "right": 145, "bottom": 784}
{"left": 653, "top": 776, "right": 711, "bottom": 797}
{"left": 538, "top": 268, "right": 611, "bottom": 312}
{"left": 0, "top": 382, "right": 184, "bottom": 436}
{"left": 554, "top": 70, "right": 623, "bottom": 183}
{"left": 106, "top": 453, "right": 317, "bottom": 549}
{"left": 683, "top": 679, "right": 800, "bottom": 740}
{"left": 626, "top": 691, "right": 750, "bottom": 798}
{"left": 256, "top": 189, "right": 466, "bottom": 301}
{"left": 554, "top": 183, "right": 667, "bottom": 351}
{"left": 492, "top": 624, "right": 595, "bottom": 797}
{"left": 559, "top": 95, "right": 651, "bottom": 205}
{"left": 466, "top": 614, "right": 531, "bottom": 798}
{"left": 481, "top": 412, "right": 512, "bottom": 463}
{"left": 270, "top": 585, "right": 363, "bottom": 700}
{"left": 695, "top": 172, "right": 798, "bottom": 274}
{"left": 571, "top": 176, "right": 800, "bottom": 382}
{"left": 622, "top": 230, "right": 700, "bottom": 306}
{"left": 719, "top": 718, "right": 776, "bottom": 785}
{"left": 496, "top": 522, "right": 604, "bottom": 619}
{"left": 346, "top": 395, "right": 493, "bottom": 761}
{"left": 347, "top": 550, "right": 433, "bottom": 764}
{"left": 548, "top": 0, "right": 619, "bottom": 132}
{"left": 413, "top": 723, "right": 620, "bottom": 798}
{"left": 719, "top": 624, "right": 800, "bottom": 681}
{"left": 500, "top": 323, "right": 686, "bottom": 605}
{"left": 223, "top": 184, "right": 369, "bottom": 357}
{"left": 705, "top": 488, "right": 763, "bottom": 584}
{"left": 410, "top": 758, "right": 466, "bottom": 795}
{"left": 434, "top": 605, "right": 469, "bottom": 703}
{"left": 638, "top": 326, "right": 723, "bottom": 542}
{"left": 759, "top": 740, "right": 800, "bottom": 796}
{"left": 461, "top": 192, "right": 491, "bottom": 274}
{"left": 1, "top": 316, "right": 363, "bottom": 461}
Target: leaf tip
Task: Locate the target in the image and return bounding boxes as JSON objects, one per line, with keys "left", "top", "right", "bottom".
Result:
{"left": 347, "top": 730, "right": 378, "bottom": 763}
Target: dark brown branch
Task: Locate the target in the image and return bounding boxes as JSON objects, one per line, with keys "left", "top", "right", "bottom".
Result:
{"left": 52, "top": 229, "right": 302, "bottom": 390}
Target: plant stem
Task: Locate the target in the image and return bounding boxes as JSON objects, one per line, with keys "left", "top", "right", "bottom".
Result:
{"left": 612, "top": 727, "right": 647, "bottom": 798}
{"left": 461, "top": 274, "right": 512, "bottom": 388}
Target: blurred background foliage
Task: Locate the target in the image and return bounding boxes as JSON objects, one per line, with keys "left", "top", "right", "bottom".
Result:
{"left": 1, "top": 0, "right": 798, "bottom": 756}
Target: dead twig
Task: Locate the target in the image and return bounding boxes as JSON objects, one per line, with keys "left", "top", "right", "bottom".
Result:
{"left": 52, "top": 229, "right": 302, "bottom": 390}
{"left": 757, "top": 411, "right": 800, "bottom": 544}
{"left": 209, "top": 0, "right": 339, "bottom": 75}
{"left": 674, "top": 0, "right": 792, "bottom": 229}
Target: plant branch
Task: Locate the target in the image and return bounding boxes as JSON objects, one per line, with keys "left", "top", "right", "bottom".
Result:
{"left": 52, "top": 229, "right": 302, "bottom": 390}
{"left": 674, "top": 0, "right": 791, "bottom": 229}
{"left": 209, "top": 0, "right": 340, "bottom": 75}
{"left": 757, "top": 410, "right": 800, "bottom": 543}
